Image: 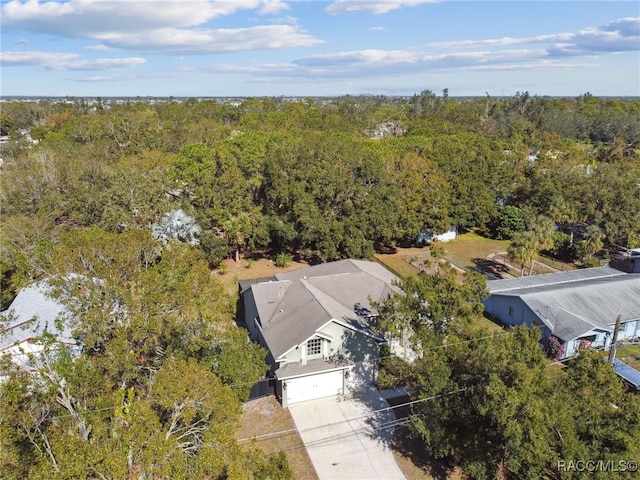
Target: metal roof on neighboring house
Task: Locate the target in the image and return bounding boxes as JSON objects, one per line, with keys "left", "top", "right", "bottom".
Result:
{"left": 488, "top": 269, "right": 640, "bottom": 341}
{"left": 488, "top": 267, "right": 626, "bottom": 293}
{"left": 613, "top": 359, "right": 640, "bottom": 391}
{"left": 246, "top": 259, "right": 402, "bottom": 360}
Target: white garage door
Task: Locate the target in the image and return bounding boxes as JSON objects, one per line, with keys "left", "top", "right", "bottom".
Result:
{"left": 285, "top": 370, "right": 344, "bottom": 404}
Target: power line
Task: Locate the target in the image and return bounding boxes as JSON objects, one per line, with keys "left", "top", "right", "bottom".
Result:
{"left": 238, "top": 386, "right": 471, "bottom": 445}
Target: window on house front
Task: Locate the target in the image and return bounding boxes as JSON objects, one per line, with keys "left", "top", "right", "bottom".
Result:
{"left": 307, "top": 338, "right": 322, "bottom": 357}
{"left": 508, "top": 306, "right": 514, "bottom": 317}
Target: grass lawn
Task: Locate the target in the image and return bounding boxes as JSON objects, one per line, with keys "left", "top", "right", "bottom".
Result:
{"left": 469, "top": 314, "right": 504, "bottom": 334}
{"left": 617, "top": 344, "right": 640, "bottom": 370}
{"left": 374, "top": 233, "right": 515, "bottom": 281}
{"left": 237, "top": 396, "right": 318, "bottom": 479}
{"left": 373, "top": 249, "right": 423, "bottom": 279}
{"left": 440, "top": 232, "right": 511, "bottom": 263}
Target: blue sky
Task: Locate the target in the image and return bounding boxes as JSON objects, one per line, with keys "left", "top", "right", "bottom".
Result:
{"left": 1, "top": 1, "right": 639, "bottom": 97}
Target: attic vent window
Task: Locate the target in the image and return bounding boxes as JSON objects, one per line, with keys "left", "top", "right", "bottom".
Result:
{"left": 307, "top": 338, "right": 322, "bottom": 357}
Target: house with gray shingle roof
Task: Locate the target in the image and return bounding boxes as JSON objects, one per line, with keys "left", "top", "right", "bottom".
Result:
{"left": 484, "top": 267, "right": 640, "bottom": 359}
{"left": 240, "top": 259, "right": 402, "bottom": 406}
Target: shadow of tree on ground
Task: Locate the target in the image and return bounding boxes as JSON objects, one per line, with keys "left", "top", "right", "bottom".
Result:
{"left": 386, "top": 395, "right": 461, "bottom": 480}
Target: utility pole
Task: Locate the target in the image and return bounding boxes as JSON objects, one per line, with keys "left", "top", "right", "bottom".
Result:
{"left": 608, "top": 313, "right": 623, "bottom": 364}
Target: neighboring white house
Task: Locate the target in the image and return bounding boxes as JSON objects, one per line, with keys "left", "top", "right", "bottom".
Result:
{"left": 240, "top": 259, "right": 404, "bottom": 407}
{"left": 484, "top": 267, "right": 640, "bottom": 360}
{"left": 417, "top": 225, "right": 457, "bottom": 244}
{"left": 1, "top": 280, "right": 81, "bottom": 379}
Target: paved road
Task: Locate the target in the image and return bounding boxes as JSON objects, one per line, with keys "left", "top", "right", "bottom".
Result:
{"left": 288, "top": 387, "right": 406, "bottom": 480}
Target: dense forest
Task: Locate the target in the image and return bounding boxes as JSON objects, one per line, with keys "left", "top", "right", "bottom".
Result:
{"left": 1, "top": 92, "right": 639, "bottom": 479}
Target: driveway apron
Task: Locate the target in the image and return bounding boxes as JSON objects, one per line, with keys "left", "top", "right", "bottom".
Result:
{"left": 288, "top": 387, "right": 406, "bottom": 480}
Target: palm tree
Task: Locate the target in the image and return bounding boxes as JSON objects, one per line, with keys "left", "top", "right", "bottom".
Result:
{"left": 151, "top": 209, "right": 201, "bottom": 246}
{"left": 222, "top": 212, "right": 252, "bottom": 262}
{"left": 578, "top": 224, "right": 604, "bottom": 261}
{"left": 549, "top": 198, "right": 579, "bottom": 242}
{"left": 508, "top": 231, "right": 538, "bottom": 276}
{"left": 529, "top": 214, "right": 556, "bottom": 252}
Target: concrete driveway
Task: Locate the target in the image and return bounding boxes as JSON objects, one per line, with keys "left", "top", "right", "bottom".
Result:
{"left": 288, "top": 387, "right": 406, "bottom": 480}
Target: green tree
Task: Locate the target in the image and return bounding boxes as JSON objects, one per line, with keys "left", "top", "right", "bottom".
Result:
{"left": 577, "top": 224, "right": 604, "bottom": 261}
{"left": 409, "top": 326, "right": 556, "bottom": 479}
{"left": 528, "top": 214, "right": 556, "bottom": 251}
{"left": 492, "top": 205, "right": 527, "bottom": 240}
{"left": 0, "top": 228, "right": 276, "bottom": 478}
{"left": 508, "top": 230, "right": 538, "bottom": 276}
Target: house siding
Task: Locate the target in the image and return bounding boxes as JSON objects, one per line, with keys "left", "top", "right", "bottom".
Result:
{"left": 484, "top": 295, "right": 540, "bottom": 328}
{"left": 620, "top": 319, "right": 640, "bottom": 341}
{"left": 242, "top": 289, "right": 259, "bottom": 340}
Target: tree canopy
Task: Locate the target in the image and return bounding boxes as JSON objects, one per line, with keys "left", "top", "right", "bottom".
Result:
{"left": 1, "top": 92, "right": 639, "bottom": 477}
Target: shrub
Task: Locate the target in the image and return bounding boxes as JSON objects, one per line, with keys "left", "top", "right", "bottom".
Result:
{"left": 490, "top": 206, "right": 527, "bottom": 240}
{"left": 200, "top": 230, "right": 231, "bottom": 268}
{"left": 549, "top": 231, "right": 577, "bottom": 261}
{"left": 546, "top": 336, "right": 565, "bottom": 361}
{"left": 274, "top": 252, "right": 293, "bottom": 268}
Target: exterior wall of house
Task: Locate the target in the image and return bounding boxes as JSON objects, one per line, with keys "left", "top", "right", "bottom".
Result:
{"left": 273, "top": 321, "right": 381, "bottom": 384}
{"left": 484, "top": 295, "right": 556, "bottom": 354}
{"left": 319, "top": 321, "right": 380, "bottom": 385}
{"left": 563, "top": 329, "right": 610, "bottom": 358}
{"left": 242, "top": 289, "right": 259, "bottom": 340}
{"left": 484, "top": 296, "right": 540, "bottom": 328}
{"left": 619, "top": 319, "right": 640, "bottom": 341}
{"left": 279, "top": 336, "right": 331, "bottom": 365}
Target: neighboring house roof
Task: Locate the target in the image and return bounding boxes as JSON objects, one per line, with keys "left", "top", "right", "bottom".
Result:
{"left": 614, "top": 359, "right": 640, "bottom": 392}
{"left": 488, "top": 268, "right": 640, "bottom": 341}
{"left": 1, "top": 281, "right": 77, "bottom": 352}
{"left": 247, "top": 259, "right": 402, "bottom": 360}
{"left": 488, "top": 267, "right": 626, "bottom": 293}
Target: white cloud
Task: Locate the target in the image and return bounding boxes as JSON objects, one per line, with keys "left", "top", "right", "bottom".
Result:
{"left": 257, "top": 0, "right": 290, "bottom": 15}
{"left": 0, "top": 50, "right": 146, "bottom": 71}
{"left": 48, "top": 57, "right": 147, "bottom": 71}
{"left": 424, "top": 33, "right": 574, "bottom": 49}
{"left": 423, "top": 17, "right": 640, "bottom": 58}
{"left": 85, "top": 44, "right": 112, "bottom": 51}
{"left": 1, "top": 0, "right": 287, "bottom": 34}
{"left": 288, "top": 48, "right": 549, "bottom": 78}
{"left": 370, "top": 26, "right": 385, "bottom": 31}
{"left": 1, "top": 50, "right": 78, "bottom": 67}
{"left": 140, "top": 17, "right": 635, "bottom": 86}
{"left": 0, "top": 0, "right": 314, "bottom": 54}
{"left": 326, "top": 0, "right": 437, "bottom": 15}
{"left": 547, "top": 18, "right": 640, "bottom": 56}
{"left": 96, "top": 25, "right": 321, "bottom": 53}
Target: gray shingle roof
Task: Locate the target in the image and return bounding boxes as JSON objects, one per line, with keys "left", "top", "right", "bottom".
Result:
{"left": 489, "top": 271, "right": 640, "bottom": 341}
{"left": 275, "top": 356, "right": 353, "bottom": 380}
{"left": 248, "top": 260, "right": 401, "bottom": 360}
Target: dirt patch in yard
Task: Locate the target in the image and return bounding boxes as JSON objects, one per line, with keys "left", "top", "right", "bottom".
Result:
{"left": 215, "top": 256, "right": 309, "bottom": 295}
{"left": 237, "top": 396, "right": 318, "bottom": 480}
